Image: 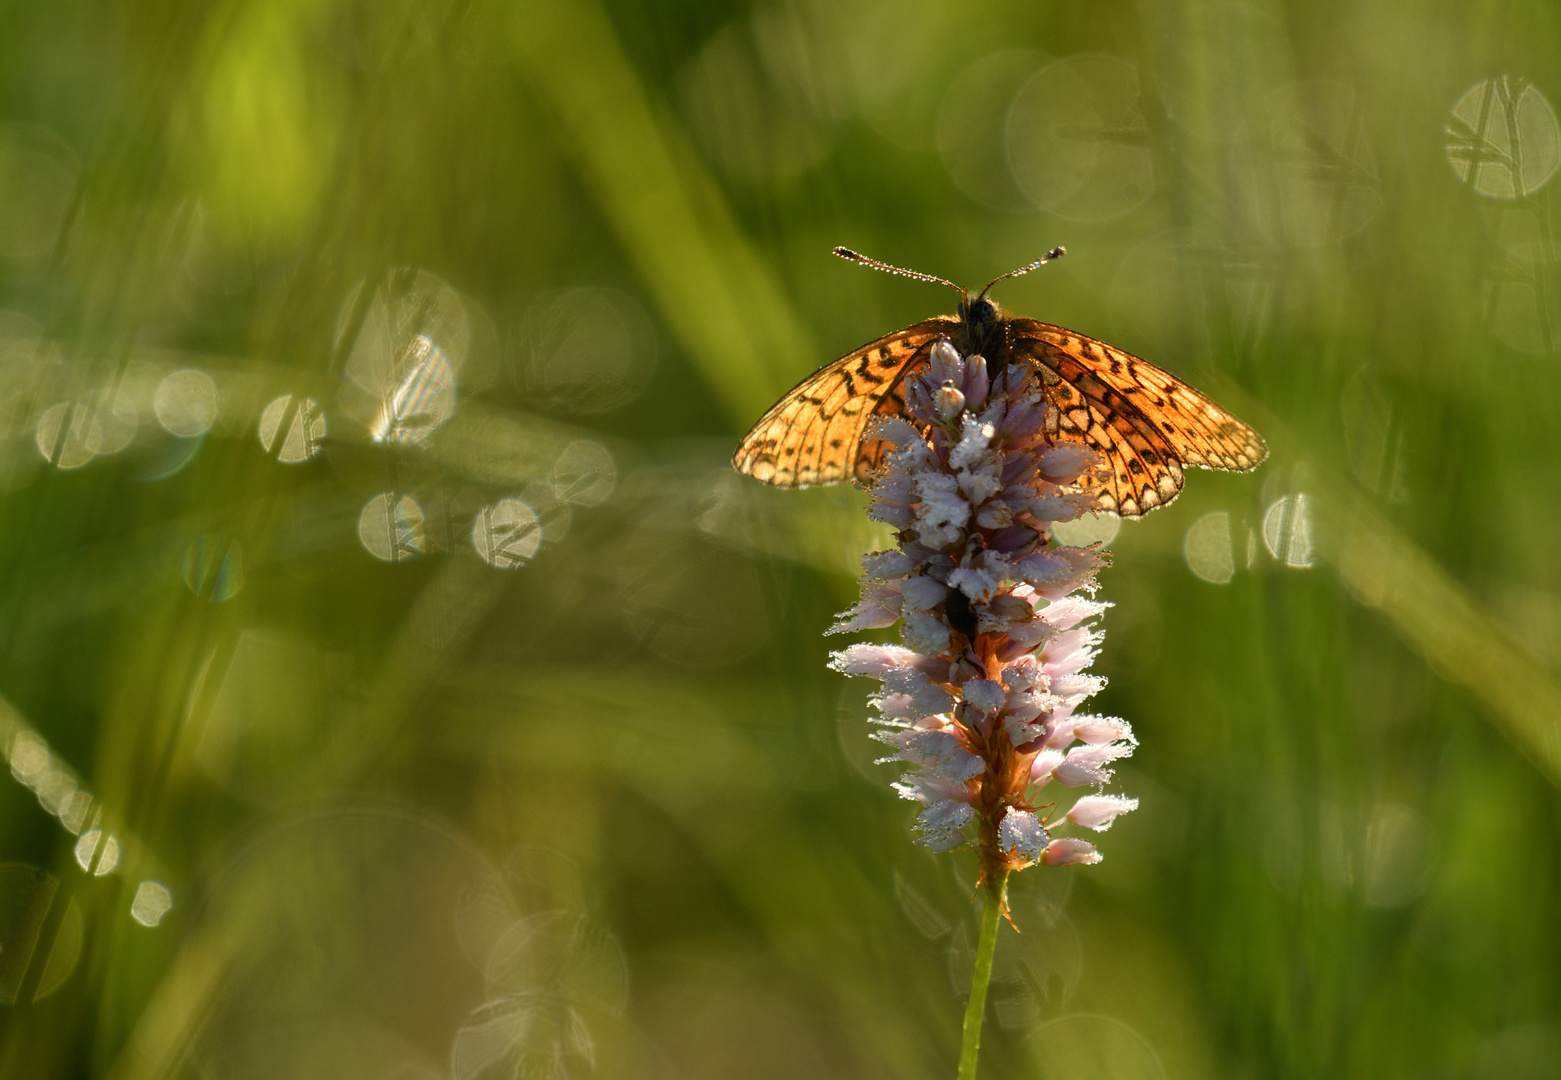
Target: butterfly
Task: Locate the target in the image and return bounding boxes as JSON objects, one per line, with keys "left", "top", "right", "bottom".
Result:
{"left": 732, "top": 248, "right": 1266, "bottom": 517}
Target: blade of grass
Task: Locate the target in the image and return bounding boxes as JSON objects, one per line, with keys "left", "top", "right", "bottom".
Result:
{"left": 510, "top": 0, "right": 816, "bottom": 425}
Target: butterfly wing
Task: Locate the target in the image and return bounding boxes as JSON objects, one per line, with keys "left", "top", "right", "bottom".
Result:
{"left": 1009, "top": 319, "right": 1268, "bottom": 517}
{"left": 733, "top": 317, "right": 957, "bottom": 487}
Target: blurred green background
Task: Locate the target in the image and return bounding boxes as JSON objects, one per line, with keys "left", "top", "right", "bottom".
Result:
{"left": 1, "top": 1, "right": 1559, "bottom": 1078}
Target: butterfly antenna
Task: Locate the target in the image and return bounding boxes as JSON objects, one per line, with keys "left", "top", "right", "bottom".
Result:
{"left": 975, "top": 246, "right": 1066, "bottom": 301}
{"left": 833, "top": 247, "right": 963, "bottom": 295}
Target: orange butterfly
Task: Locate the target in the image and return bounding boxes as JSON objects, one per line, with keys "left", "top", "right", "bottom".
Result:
{"left": 732, "top": 248, "right": 1266, "bottom": 517}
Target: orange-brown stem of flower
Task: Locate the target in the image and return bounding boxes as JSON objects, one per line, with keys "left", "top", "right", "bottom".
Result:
{"left": 948, "top": 631, "right": 1040, "bottom": 899}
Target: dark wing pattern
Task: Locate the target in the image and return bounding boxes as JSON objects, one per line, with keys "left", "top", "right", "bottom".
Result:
{"left": 733, "top": 317, "right": 957, "bottom": 487}
{"left": 1009, "top": 319, "right": 1268, "bottom": 518}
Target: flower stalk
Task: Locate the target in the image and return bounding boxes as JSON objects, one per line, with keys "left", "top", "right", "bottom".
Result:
{"left": 828, "top": 338, "right": 1141, "bottom": 1076}
{"left": 956, "top": 872, "right": 1005, "bottom": 1080}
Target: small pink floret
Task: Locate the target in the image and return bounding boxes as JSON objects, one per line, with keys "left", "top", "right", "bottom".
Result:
{"left": 1042, "top": 838, "right": 1103, "bottom": 866}
{"left": 1065, "top": 794, "right": 1140, "bottom": 831}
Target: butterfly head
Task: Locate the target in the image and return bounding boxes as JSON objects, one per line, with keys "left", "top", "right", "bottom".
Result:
{"left": 957, "top": 292, "right": 1004, "bottom": 348}
{"left": 833, "top": 245, "right": 1066, "bottom": 352}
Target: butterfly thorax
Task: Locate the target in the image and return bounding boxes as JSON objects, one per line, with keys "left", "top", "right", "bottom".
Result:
{"left": 954, "top": 293, "right": 1009, "bottom": 364}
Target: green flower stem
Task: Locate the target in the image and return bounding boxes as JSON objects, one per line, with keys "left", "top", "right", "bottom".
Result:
{"left": 956, "top": 875, "right": 1005, "bottom": 1080}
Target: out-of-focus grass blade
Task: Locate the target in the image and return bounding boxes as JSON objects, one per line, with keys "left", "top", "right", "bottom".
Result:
{"left": 1328, "top": 489, "right": 1561, "bottom": 785}
{"left": 510, "top": 0, "right": 817, "bottom": 424}
{"left": 1215, "top": 373, "right": 1561, "bottom": 788}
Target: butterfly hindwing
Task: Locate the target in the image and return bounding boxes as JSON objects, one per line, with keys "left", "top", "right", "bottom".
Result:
{"left": 732, "top": 317, "right": 957, "bottom": 488}
{"left": 1009, "top": 319, "right": 1267, "bottom": 518}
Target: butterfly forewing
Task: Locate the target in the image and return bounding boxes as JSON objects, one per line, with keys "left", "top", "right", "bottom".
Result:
{"left": 732, "top": 317, "right": 957, "bottom": 487}
{"left": 733, "top": 301, "right": 1265, "bottom": 519}
{"left": 1009, "top": 319, "right": 1267, "bottom": 518}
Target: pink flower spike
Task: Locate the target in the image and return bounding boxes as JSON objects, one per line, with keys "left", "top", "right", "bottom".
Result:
{"left": 1004, "top": 688, "right": 1057, "bottom": 724}
{"left": 984, "top": 593, "right": 1033, "bottom": 625}
{"left": 1065, "top": 794, "right": 1140, "bottom": 831}
{"left": 1000, "top": 655, "right": 1046, "bottom": 691}
{"left": 1042, "top": 838, "right": 1102, "bottom": 866}
{"left": 976, "top": 501, "right": 1013, "bottom": 529}
{"left": 814, "top": 333, "right": 1136, "bottom": 893}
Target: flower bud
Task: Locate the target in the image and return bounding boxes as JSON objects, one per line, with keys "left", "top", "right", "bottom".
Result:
{"left": 1065, "top": 794, "right": 1139, "bottom": 831}
{"left": 947, "top": 654, "right": 985, "bottom": 686}
{"left": 934, "top": 381, "right": 966, "bottom": 422}
{"left": 992, "top": 639, "right": 1027, "bottom": 663}
{"left": 963, "top": 354, "right": 990, "bottom": 410}
{"left": 986, "top": 593, "right": 1034, "bottom": 623}
{"left": 988, "top": 525, "right": 1038, "bottom": 553}
{"left": 929, "top": 339, "right": 965, "bottom": 385}
{"left": 1070, "top": 715, "right": 1133, "bottom": 745}
{"left": 1041, "top": 837, "right": 1102, "bottom": 866}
